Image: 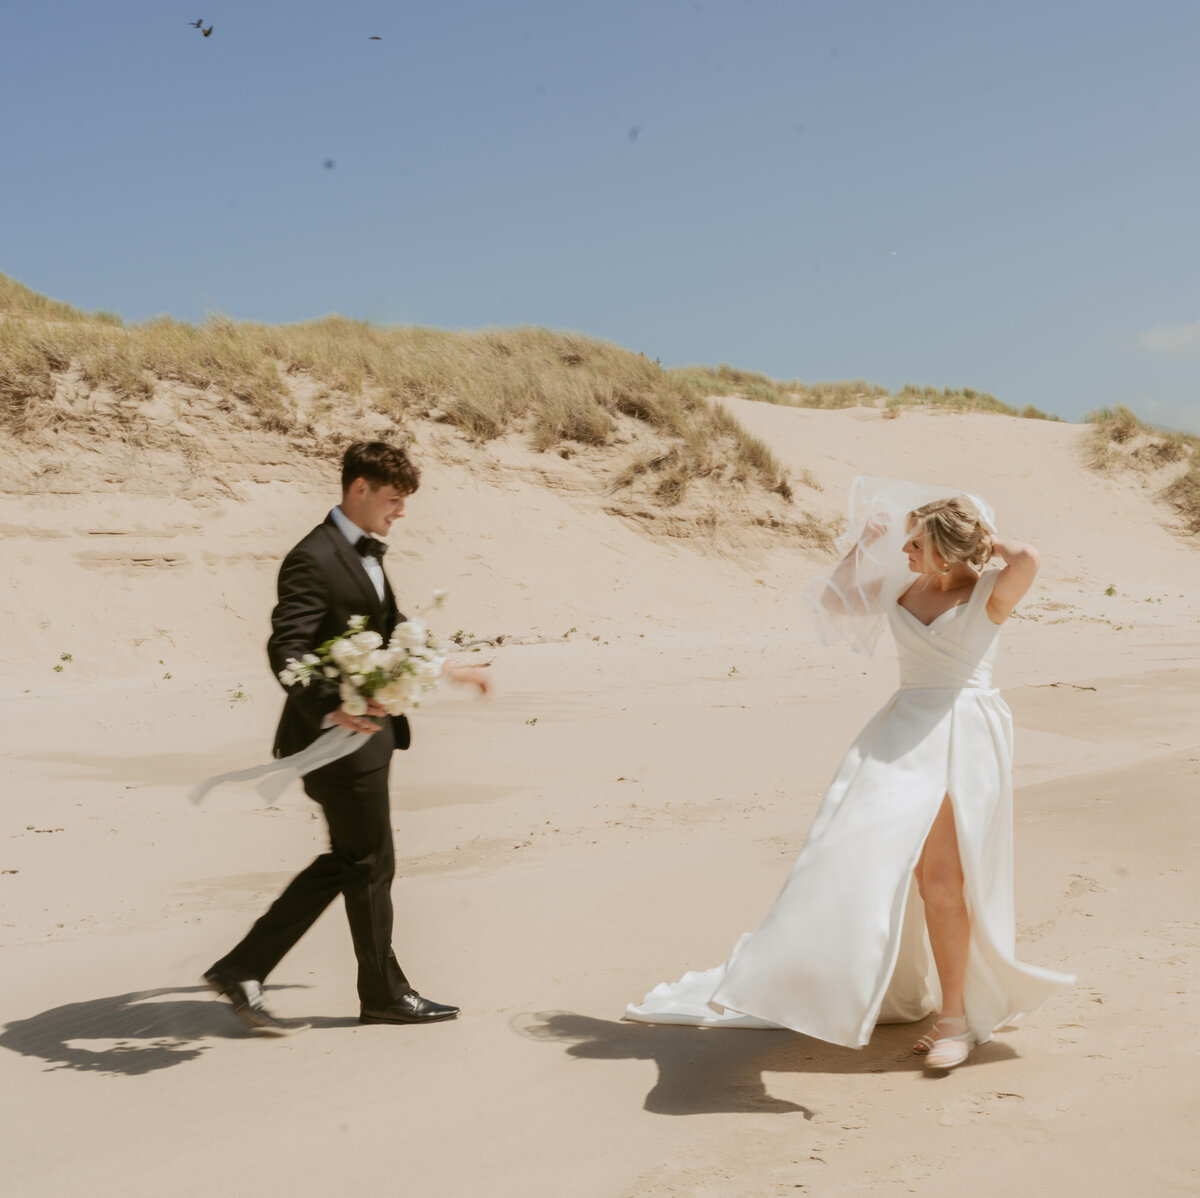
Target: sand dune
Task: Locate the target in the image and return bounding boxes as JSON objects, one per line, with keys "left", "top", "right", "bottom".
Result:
{"left": 1, "top": 404, "right": 1198, "bottom": 1197}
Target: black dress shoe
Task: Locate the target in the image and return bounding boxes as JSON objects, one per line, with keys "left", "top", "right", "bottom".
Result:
{"left": 359, "top": 992, "right": 460, "bottom": 1024}
{"left": 203, "top": 969, "right": 305, "bottom": 1036}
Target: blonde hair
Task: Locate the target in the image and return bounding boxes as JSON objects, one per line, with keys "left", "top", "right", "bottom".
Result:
{"left": 907, "top": 497, "right": 993, "bottom": 570}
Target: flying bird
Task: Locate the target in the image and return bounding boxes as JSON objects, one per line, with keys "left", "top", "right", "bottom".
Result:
{"left": 189, "top": 19, "right": 203, "bottom": 28}
{"left": 323, "top": 159, "right": 336, "bottom": 170}
{"left": 369, "top": 35, "right": 382, "bottom": 40}
{"left": 202, "top": 24, "right": 213, "bottom": 37}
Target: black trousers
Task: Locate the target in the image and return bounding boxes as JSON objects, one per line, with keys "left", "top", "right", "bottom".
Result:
{"left": 211, "top": 764, "right": 412, "bottom": 1009}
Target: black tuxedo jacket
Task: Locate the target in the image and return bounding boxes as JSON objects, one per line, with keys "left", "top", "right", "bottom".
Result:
{"left": 267, "top": 515, "right": 411, "bottom": 776}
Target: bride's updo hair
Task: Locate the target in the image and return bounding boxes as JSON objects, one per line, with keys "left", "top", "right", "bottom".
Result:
{"left": 907, "top": 497, "right": 994, "bottom": 570}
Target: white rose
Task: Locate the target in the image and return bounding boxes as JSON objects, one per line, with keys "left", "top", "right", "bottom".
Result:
{"left": 342, "top": 694, "right": 368, "bottom": 717}
{"left": 349, "top": 674, "right": 365, "bottom": 689}
{"left": 329, "top": 639, "right": 357, "bottom": 666}
{"left": 301, "top": 653, "right": 321, "bottom": 666}
{"left": 339, "top": 680, "right": 358, "bottom": 701}
{"left": 323, "top": 666, "right": 339, "bottom": 679}
{"left": 374, "top": 681, "right": 406, "bottom": 714}
{"left": 348, "top": 615, "right": 368, "bottom": 631}
{"left": 351, "top": 630, "right": 383, "bottom": 652}
{"left": 366, "top": 649, "right": 393, "bottom": 672}
{"left": 413, "top": 658, "right": 443, "bottom": 684}
{"left": 391, "top": 620, "right": 427, "bottom": 650}
{"left": 279, "top": 668, "right": 297, "bottom": 686}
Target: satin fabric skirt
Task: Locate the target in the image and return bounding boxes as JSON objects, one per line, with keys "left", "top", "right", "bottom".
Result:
{"left": 625, "top": 686, "right": 1074, "bottom": 1048}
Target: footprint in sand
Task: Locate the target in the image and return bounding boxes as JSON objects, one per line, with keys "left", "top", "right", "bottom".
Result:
{"left": 1050, "top": 1022, "right": 1089, "bottom": 1052}
{"left": 936, "top": 1090, "right": 1025, "bottom": 1127}
{"left": 1065, "top": 874, "right": 1109, "bottom": 897}
{"left": 883, "top": 1153, "right": 948, "bottom": 1186}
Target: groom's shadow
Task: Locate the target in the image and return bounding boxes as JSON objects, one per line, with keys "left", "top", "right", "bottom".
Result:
{"left": 0, "top": 985, "right": 356, "bottom": 1077}
{"left": 516, "top": 1013, "right": 1018, "bottom": 1116}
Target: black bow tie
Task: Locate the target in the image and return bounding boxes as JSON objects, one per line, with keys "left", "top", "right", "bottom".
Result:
{"left": 356, "top": 537, "right": 387, "bottom": 560}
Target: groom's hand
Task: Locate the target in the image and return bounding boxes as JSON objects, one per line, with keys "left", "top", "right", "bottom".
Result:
{"left": 330, "top": 699, "right": 388, "bottom": 735}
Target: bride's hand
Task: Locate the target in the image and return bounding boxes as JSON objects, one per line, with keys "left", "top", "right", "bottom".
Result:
{"left": 861, "top": 514, "right": 890, "bottom": 545}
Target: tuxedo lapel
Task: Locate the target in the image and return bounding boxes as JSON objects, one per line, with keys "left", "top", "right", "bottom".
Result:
{"left": 381, "top": 570, "right": 402, "bottom": 638}
{"left": 319, "top": 520, "right": 386, "bottom": 628}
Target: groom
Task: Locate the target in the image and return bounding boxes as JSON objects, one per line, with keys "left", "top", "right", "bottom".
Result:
{"left": 205, "top": 440, "right": 488, "bottom": 1033}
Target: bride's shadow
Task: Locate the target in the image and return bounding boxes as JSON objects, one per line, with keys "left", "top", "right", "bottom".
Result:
{"left": 516, "top": 1013, "right": 1017, "bottom": 1116}
{"left": 0, "top": 985, "right": 355, "bottom": 1077}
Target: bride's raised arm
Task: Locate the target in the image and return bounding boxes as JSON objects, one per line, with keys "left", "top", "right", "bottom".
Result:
{"left": 817, "top": 514, "right": 891, "bottom": 616}
{"left": 985, "top": 536, "right": 1040, "bottom": 624}
{"left": 804, "top": 501, "right": 913, "bottom": 656}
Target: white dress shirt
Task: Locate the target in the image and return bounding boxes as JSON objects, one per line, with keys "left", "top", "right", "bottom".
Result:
{"left": 322, "top": 507, "right": 388, "bottom": 730}
{"left": 330, "top": 505, "right": 386, "bottom": 602}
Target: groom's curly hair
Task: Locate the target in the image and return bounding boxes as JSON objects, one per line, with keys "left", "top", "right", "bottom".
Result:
{"left": 341, "top": 441, "right": 421, "bottom": 495}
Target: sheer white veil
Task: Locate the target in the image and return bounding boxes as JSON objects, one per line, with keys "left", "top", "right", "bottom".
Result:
{"left": 803, "top": 476, "right": 998, "bottom": 656}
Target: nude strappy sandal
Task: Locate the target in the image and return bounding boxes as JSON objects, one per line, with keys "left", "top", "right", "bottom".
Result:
{"left": 914, "top": 1015, "right": 973, "bottom": 1069}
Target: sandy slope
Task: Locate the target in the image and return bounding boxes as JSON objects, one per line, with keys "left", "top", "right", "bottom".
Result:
{"left": 1, "top": 405, "right": 1198, "bottom": 1197}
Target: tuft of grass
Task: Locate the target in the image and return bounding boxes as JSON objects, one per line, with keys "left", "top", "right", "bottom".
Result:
{"left": 1086, "top": 405, "right": 1142, "bottom": 457}
{"left": 893, "top": 383, "right": 1047, "bottom": 418}
{"left": 1140, "top": 431, "right": 1191, "bottom": 465}
{"left": 1085, "top": 406, "right": 1200, "bottom": 532}
{"left": 1086, "top": 405, "right": 1200, "bottom": 466}
{"left": 1163, "top": 464, "right": 1200, "bottom": 533}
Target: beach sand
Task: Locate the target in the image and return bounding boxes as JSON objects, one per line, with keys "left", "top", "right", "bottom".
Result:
{"left": 1, "top": 405, "right": 1197, "bottom": 1196}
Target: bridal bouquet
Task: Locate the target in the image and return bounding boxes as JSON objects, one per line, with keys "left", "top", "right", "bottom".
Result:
{"left": 190, "top": 593, "right": 448, "bottom": 805}
{"left": 278, "top": 612, "right": 446, "bottom": 718}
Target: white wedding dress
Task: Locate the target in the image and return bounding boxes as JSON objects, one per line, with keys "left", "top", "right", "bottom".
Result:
{"left": 626, "top": 495, "right": 1074, "bottom": 1048}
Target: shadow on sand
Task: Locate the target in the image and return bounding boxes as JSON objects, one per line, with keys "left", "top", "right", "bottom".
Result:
{"left": 515, "top": 1012, "right": 1018, "bottom": 1116}
{"left": 0, "top": 985, "right": 357, "bottom": 1076}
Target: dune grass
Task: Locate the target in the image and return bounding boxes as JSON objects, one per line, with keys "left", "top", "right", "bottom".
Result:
{"left": 0, "top": 273, "right": 123, "bottom": 327}
{"left": 0, "top": 272, "right": 792, "bottom": 505}
{"left": 668, "top": 364, "right": 890, "bottom": 409}
{"left": 667, "top": 362, "right": 1060, "bottom": 421}
{"left": 1, "top": 268, "right": 1069, "bottom": 519}
{"left": 1085, "top": 405, "right": 1196, "bottom": 467}
{"left": 1086, "top": 405, "right": 1200, "bottom": 532}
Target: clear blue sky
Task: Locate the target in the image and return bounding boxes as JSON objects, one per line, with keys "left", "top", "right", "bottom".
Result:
{"left": 2, "top": 0, "right": 1198, "bottom": 429}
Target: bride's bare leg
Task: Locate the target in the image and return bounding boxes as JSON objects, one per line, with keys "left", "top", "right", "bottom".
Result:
{"left": 915, "top": 795, "right": 970, "bottom": 1030}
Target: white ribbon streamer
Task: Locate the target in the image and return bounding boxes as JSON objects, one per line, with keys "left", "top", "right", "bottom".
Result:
{"left": 189, "top": 725, "right": 370, "bottom": 805}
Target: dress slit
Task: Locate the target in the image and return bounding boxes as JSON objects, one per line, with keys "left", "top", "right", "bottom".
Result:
{"left": 871, "top": 789, "right": 949, "bottom": 1033}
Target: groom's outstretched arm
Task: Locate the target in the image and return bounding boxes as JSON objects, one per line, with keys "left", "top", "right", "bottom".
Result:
{"left": 266, "top": 547, "right": 340, "bottom": 720}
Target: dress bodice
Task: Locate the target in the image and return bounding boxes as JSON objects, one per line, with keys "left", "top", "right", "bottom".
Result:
{"left": 888, "top": 569, "right": 1001, "bottom": 690}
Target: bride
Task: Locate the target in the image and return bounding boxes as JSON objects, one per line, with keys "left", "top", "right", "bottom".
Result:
{"left": 626, "top": 478, "right": 1074, "bottom": 1069}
